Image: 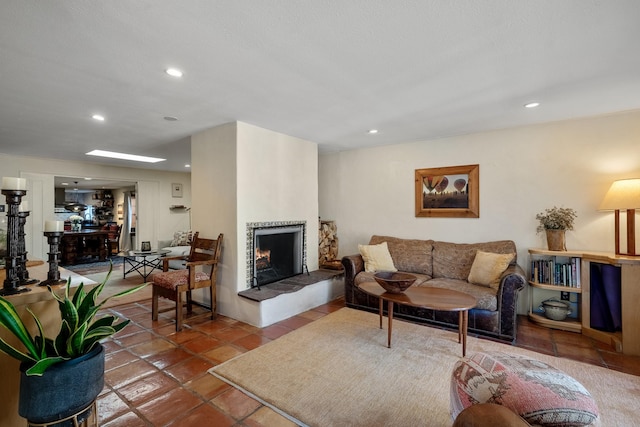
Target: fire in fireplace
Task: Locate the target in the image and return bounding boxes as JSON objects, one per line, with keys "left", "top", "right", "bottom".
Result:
{"left": 252, "top": 224, "right": 305, "bottom": 288}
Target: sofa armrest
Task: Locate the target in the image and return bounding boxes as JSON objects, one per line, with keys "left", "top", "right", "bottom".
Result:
{"left": 157, "top": 240, "right": 173, "bottom": 249}
{"left": 500, "top": 264, "right": 527, "bottom": 287}
{"left": 495, "top": 264, "right": 527, "bottom": 341}
{"left": 342, "top": 254, "right": 365, "bottom": 287}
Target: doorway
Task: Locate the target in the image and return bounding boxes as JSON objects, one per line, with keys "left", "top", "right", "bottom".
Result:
{"left": 54, "top": 176, "right": 137, "bottom": 251}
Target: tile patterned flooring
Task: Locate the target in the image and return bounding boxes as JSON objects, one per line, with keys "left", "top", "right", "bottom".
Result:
{"left": 98, "top": 298, "right": 640, "bottom": 426}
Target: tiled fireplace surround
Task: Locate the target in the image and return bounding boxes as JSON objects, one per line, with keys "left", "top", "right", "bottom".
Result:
{"left": 245, "top": 221, "right": 307, "bottom": 289}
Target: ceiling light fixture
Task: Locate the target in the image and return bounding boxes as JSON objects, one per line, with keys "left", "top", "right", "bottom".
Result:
{"left": 165, "top": 68, "right": 183, "bottom": 78}
{"left": 524, "top": 102, "right": 540, "bottom": 108}
{"left": 86, "top": 149, "right": 166, "bottom": 163}
{"left": 368, "top": 129, "right": 379, "bottom": 134}
{"left": 64, "top": 181, "right": 88, "bottom": 212}
{"left": 185, "top": 164, "right": 191, "bottom": 168}
{"left": 92, "top": 114, "right": 105, "bottom": 121}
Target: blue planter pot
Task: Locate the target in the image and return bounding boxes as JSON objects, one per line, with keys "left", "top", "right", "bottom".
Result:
{"left": 18, "top": 344, "right": 104, "bottom": 426}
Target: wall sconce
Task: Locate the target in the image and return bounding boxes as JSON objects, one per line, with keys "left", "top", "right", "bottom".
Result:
{"left": 599, "top": 178, "right": 640, "bottom": 256}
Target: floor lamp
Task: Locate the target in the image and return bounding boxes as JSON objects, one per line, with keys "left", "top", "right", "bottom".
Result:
{"left": 599, "top": 178, "right": 640, "bottom": 256}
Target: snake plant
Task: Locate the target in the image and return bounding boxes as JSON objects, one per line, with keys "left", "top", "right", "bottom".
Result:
{"left": 0, "top": 264, "right": 147, "bottom": 376}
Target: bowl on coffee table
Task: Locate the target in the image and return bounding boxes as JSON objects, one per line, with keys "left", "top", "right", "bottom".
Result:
{"left": 373, "top": 271, "right": 417, "bottom": 294}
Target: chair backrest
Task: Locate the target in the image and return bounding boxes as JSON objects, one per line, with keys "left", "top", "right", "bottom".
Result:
{"left": 103, "top": 223, "right": 121, "bottom": 241}
{"left": 114, "top": 224, "right": 122, "bottom": 244}
{"left": 187, "top": 232, "right": 223, "bottom": 270}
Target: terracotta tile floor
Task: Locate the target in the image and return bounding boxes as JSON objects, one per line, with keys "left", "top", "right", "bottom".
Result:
{"left": 97, "top": 298, "right": 640, "bottom": 426}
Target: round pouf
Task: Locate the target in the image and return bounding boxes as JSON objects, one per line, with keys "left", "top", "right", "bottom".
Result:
{"left": 450, "top": 351, "right": 599, "bottom": 426}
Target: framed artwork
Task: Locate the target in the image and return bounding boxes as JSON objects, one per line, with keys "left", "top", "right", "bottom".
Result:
{"left": 415, "top": 164, "right": 479, "bottom": 218}
{"left": 171, "top": 183, "right": 183, "bottom": 198}
{"left": 117, "top": 204, "right": 123, "bottom": 215}
{"left": 141, "top": 241, "right": 151, "bottom": 251}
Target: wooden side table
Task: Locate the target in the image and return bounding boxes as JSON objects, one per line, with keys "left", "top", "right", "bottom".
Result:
{"left": 358, "top": 281, "right": 477, "bottom": 356}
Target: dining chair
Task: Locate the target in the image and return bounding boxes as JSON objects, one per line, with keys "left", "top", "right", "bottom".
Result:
{"left": 107, "top": 224, "right": 122, "bottom": 256}
{"left": 151, "top": 232, "right": 223, "bottom": 331}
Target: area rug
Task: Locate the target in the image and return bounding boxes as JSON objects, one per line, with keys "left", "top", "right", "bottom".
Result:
{"left": 62, "top": 256, "right": 124, "bottom": 275}
{"left": 81, "top": 269, "right": 152, "bottom": 308}
{"left": 209, "top": 308, "right": 639, "bottom": 427}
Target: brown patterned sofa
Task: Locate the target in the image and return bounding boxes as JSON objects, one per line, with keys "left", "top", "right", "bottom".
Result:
{"left": 341, "top": 236, "right": 527, "bottom": 343}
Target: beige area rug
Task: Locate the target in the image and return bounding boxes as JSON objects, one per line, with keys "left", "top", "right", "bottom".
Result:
{"left": 209, "top": 308, "right": 639, "bottom": 427}
{"left": 80, "top": 268, "right": 152, "bottom": 308}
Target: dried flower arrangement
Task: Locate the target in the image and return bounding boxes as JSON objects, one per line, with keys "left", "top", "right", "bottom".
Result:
{"left": 536, "top": 207, "right": 577, "bottom": 233}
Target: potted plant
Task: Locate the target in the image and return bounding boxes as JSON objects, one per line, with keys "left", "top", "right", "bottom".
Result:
{"left": 536, "top": 206, "right": 577, "bottom": 251}
{"left": 0, "top": 265, "right": 147, "bottom": 426}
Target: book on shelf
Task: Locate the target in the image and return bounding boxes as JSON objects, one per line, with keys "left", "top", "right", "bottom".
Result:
{"left": 530, "top": 257, "right": 581, "bottom": 288}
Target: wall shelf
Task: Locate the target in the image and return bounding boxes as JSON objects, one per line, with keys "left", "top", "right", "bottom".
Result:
{"left": 169, "top": 205, "right": 189, "bottom": 211}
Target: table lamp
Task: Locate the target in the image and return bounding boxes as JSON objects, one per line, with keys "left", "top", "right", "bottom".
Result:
{"left": 599, "top": 178, "right": 640, "bottom": 256}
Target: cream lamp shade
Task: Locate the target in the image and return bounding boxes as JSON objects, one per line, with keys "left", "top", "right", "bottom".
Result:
{"left": 599, "top": 178, "right": 640, "bottom": 256}
{"left": 599, "top": 178, "right": 640, "bottom": 210}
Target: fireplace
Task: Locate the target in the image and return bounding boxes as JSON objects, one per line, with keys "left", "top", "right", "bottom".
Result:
{"left": 247, "top": 221, "right": 306, "bottom": 288}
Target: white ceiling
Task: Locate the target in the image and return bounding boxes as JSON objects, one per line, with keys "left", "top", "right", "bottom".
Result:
{"left": 1, "top": 1, "right": 639, "bottom": 172}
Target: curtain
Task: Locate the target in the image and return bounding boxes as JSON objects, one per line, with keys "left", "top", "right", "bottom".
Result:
{"left": 121, "top": 191, "right": 132, "bottom": 251}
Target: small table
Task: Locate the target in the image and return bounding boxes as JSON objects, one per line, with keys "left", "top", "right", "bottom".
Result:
{"left": 358, "top": 281, "right": 477, "bottom": 356}
{"left": 120, "top": 249, "right": 170, "bottom": 281}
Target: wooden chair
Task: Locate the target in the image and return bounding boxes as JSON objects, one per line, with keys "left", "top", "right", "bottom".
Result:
{"left": 107, "top": 224, "right": 122, "bottom": 256}
{"left": 151, "top": 232, "right": 223, "bottom": 331}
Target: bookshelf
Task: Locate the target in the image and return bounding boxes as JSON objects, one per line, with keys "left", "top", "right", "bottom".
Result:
{"left": 528, "top": 248, "right": 583, "bottom": 333}
{"left": 528, "top": 248, "right": 640, "bottom": 355}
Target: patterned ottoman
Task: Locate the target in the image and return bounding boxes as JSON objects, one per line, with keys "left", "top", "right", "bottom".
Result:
{"left": 450, "top": 352, "right": 599, "bottom": 426}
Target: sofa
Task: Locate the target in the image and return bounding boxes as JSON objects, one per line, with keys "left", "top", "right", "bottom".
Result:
{"left": 157, "top": 230, "right": 193, "bottom": 270}
{"left": 341, "top": 236, "right": 527, "bottom": 343}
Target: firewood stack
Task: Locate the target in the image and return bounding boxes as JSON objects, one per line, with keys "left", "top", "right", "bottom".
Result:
{"left": 319, "top": 220, "right": 341, "bottom": 269}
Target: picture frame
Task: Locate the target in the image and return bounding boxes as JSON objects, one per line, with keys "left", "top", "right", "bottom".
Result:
{"left": 141, "top": 241, "right": 151, "bottom": 252}
{"left": 171, "top": 183, "right": 183, "bottom": 198}
{"left": 415, "top": 164, "right": 479, "bottom": 218}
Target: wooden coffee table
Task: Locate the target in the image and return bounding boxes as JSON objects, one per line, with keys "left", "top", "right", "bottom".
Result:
{"left": 358, "top": 281, "right": 477, "bottom": 356}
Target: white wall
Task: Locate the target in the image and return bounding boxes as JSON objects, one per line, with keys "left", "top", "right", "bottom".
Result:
{"left": 319, "top": 109, "right": 640, "bottom": 313}
{"left": 191, "top": 121, "right": 319, "bottom": 325}
{"left": 191, "top": 122, "right": 238, "bottom": 313}
{"left": 0, "top": 153, "right": 191, "bottom": 259}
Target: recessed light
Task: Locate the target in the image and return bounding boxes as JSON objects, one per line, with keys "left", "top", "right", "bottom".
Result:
{"left": 165, "top": 68, "right": 183, "bottom": 78}
{"left": 524, "top": 102, "right": 540, "bottom": 108}
{"left": 92, "top": 114, "right": 105, "bottom": 121}
{"left": 164, "top": 116, "right": 178, "bottom": 121}
{"left": 61, "top": 182, "right": 69, "bottom": 186}
{"left": 185, "top": 164, "right": 191, "bottom": 168}
{"left": 84, "top": 177, "right": 92, "bottom": 180}
{"left": 86, "top": 149, "right": 166, "bottom": 163}
{"left": 368, "top": 129, "right": 379, "bottom": 134}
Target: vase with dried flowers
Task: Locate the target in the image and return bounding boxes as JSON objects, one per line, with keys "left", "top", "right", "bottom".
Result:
{"left": 536, "top": 207, "right": 577, "bottom": 251}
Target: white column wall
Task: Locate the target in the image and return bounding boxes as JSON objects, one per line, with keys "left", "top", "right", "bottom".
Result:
{"left": 191, "top": 121, "right": 319, "bottom": 325}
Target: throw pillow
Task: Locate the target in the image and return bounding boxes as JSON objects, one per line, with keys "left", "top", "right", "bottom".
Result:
{"left": 467, "top": 250, "right": 514, "bottom": 289}
{"left": 170, "top": 230, "right": 192, "bottom": 247}
{"left": 358, "top": 242, "right": 397, "bottom": 273}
